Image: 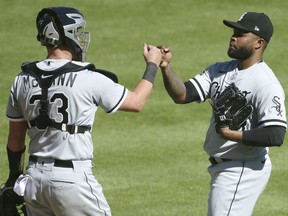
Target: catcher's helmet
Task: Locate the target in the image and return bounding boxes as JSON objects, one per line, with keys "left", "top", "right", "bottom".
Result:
{"left": 36, "top": 7, "right": 90, "bottom": 61}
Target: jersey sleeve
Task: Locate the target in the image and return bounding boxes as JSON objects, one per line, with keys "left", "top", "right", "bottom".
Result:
{"left": 187, "top": 67, "right": 213, "bottom": 102}
{"left": 6, "top": 75, "right": 25, "bottom": 121}
{"left": 95, "top": 75, "right": 128, "bottom": 114}
{"left": 255, "top": 83, "right": 287, "bottom": 128}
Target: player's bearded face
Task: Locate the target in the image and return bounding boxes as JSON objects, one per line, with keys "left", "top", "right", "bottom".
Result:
{"left": 227, "top": 30, "right": 256, "bottom": 60}
{"left": 227, "top": 46, "right": 253, "bottom": 60}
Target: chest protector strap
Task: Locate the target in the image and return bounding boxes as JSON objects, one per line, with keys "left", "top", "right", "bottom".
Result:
{"left": 21, "top": 61, "right": 118, "bottom": 134}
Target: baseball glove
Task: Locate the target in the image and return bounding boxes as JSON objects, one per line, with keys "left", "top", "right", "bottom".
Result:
{"left": 212, "top": 83, "right": 253, "bottom": 132}
{"left": 0, "top": 184, "right": 27, "bottom": 216}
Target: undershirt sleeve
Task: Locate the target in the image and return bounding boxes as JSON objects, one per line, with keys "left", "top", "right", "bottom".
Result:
{"left": 242, "top": 126, "right": 286, "bottom": 147}
{"left": 184, "top": 81, "right": 200, "bottom": 103}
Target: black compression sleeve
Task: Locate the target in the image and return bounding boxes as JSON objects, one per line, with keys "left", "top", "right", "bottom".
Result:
{"left": 184, "top": 81, "right": 200, "bottom": 103}
{"left": 242, "top": 126, "right": 286, "bottom": 147}
{"left": 6, "top": 147, "right": 26, "bottom": 186}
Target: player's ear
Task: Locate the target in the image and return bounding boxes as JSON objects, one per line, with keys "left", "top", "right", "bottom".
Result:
{"left": 255, "top": 38, "right": 265, "bottom": 49}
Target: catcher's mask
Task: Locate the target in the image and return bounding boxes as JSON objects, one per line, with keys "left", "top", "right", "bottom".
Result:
{"left": 36, "top": 7, "right": 90, "bottom": 62}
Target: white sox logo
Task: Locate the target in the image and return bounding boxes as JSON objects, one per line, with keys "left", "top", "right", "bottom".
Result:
{"left": 272, "top": 96, "right": 283, "bottom": 116}
{"left": 211, "top": 82, "right": 221, "bottom": 99}
{"left": 211, "top": 81, "right": 251, "bottom": 100}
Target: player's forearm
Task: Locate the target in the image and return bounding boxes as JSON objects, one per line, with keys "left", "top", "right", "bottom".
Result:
{"left": 161, "top": 64, "right": 186, "bottom": 104}
{"left": 7, "top": 121, "right": 27, "bottom": 152}
{"left": 6, "top": 121, "right": 27, "bottom": 186}
{"left": 119, "top": 63, "right": 157, "bottom": 112}
{"left": 119, "top": 80, "right": 153, "bottom": 112}
{"left": 242, "top": 126, "right": 286, "bottom": 147}
{"left": 131, "top": 62, "right": 157, "bottom": 111}
{"left": 218, "top": 126, "right": 286, "bottom": 147}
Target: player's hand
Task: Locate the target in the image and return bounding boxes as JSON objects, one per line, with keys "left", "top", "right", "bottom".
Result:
{"left": 157, "top": 45, "right": 172, "bottom": 68}
{"left": 143, "top": 43, "right": 162, "bottom": 66}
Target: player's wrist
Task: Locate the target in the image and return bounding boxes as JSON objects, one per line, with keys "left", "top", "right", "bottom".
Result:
{"left": 159, "top": 60, "right": 169, "bottom": 69}
{"left": 160, "top": 63, "right": 171, "bottom": 76}
{"left": 142, "top": 62, "right": 158, "bottom": 84}
{"left": 218, "top": 128, "right": 243, "bottom": 142}
{"left": 217, "top": 127, "right": 230, "bottom": 136}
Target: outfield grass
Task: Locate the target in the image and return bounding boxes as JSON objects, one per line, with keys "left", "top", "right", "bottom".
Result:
{"left": 1, "top": 0, "right": 288, "bottom": 215}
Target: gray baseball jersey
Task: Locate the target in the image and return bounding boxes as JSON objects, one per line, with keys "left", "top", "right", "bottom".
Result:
{"left": 6, "top": 59, "right": 127, "bottom": 160}
{"left": 189, "top": 60, "right": 287, "bottom": 159}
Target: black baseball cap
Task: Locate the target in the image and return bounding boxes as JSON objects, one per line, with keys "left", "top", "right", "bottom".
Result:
{"left": 223, "top": 12, "right": 274, "bottom": 42}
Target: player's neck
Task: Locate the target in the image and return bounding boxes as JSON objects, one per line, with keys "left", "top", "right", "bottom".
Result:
{"left": 46, "top": 47, "right": 73, "bottom": 60}
{"left": 237, "top": 57, "right": 263, "bottom": 70}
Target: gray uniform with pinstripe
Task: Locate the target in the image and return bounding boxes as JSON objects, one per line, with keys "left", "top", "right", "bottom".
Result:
{"left": 188, "top": 59, "right": 286, "bottom": 216}
{"left": 6, "top": 59, "right": 127, "bottom": 216}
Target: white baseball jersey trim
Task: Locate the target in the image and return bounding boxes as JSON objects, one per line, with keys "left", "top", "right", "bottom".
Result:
{"left": 190, "top": 78, "right": 206, "bottom": 102}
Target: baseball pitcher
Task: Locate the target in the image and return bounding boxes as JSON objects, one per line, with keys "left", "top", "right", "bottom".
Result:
{"left": 159, "top": 12, "right": 286, "bottom": 216}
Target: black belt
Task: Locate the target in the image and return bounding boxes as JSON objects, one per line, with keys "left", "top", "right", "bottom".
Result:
{"left": 29, "top": 155, "right": 73, "bottom": 168}
{"left": 28, "top": 120, "right": 91, "bottom": 134}
{"left": 209, "top": 157, "right": 232, "bottom": 165}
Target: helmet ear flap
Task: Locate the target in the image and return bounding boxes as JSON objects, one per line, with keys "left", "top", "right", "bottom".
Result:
{"left": 36, "top": 10, "right": 65, "bottom": 47}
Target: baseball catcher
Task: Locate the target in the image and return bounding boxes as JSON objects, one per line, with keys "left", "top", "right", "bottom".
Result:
{"left": 212, "top": 83, "right": 253, "bottom": 132}
{"left": 3, "top": 6, "right": 164, "bottom": 215}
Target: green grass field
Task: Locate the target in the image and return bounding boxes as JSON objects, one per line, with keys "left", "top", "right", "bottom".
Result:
{"left": 1, "top": 0, "right": 288, "bottom": 215}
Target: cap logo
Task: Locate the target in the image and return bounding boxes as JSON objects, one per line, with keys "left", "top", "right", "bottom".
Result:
{"left": 238, "top": 12, "right": 247, "bottom": 21}
{"left": 254, "top": 26, "right": 260, "bottom": 31}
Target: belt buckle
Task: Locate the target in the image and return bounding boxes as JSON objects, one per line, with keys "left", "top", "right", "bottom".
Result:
{"left": 74, "top": 126, "right": 78, "bottom": 134}
{"left": 61, "top": 124, "right": 67, "bottom": 131}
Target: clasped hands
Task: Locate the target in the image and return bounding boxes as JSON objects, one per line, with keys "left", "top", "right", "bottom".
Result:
{"left": 157, "top": 45, "right": 172, "bottom": 68}
{"left": 143, "top": 43, "right": 172, "bottom": 68}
